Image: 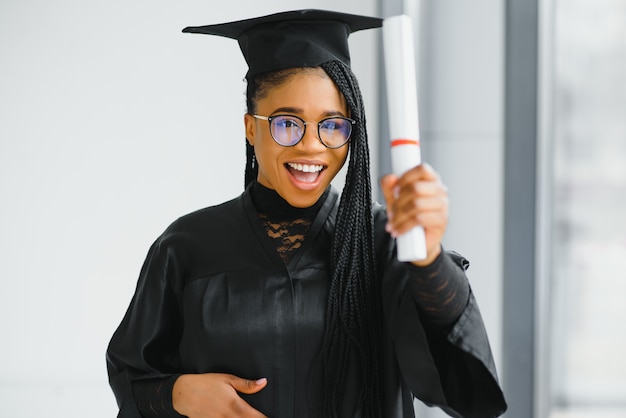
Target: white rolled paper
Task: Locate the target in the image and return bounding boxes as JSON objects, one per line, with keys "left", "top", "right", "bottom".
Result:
{"left": 382, "top": 15, "right": 427, "bottom": 262}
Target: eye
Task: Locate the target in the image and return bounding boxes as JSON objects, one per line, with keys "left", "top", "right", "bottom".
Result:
{"left": 320, "top": 118, "right": 348, "bottom": 131}
{"left": 274, "top": 116, "right": 302, "bottom": 129}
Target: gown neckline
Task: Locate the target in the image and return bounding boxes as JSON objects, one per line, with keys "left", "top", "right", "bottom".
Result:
{"left": 243, "top": 181, "right": 338, "bottom": 272}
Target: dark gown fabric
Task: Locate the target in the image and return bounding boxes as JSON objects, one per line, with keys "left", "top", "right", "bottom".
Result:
{"left": 106, "top": 185, "right": 507, "bottom": 418}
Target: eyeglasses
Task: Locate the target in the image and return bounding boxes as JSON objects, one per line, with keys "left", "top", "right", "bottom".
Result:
{"left": 251, "top": 114, "right": 355, "bottom": 148}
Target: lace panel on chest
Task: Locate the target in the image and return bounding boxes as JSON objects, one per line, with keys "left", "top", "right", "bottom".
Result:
{"left": 258, "top": 214, "right": 312, "bottom": 263}
{"left": 250, "top": 181, "right": 328, "bottom": 265}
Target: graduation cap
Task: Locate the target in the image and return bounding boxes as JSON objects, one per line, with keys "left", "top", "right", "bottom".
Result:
{"left": 182, "top": 9, "right": 382, "bottom": 77}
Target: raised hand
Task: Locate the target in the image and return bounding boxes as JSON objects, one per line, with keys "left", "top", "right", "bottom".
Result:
{"left": 381, "top": 163, "right": 449, "bottom": 267}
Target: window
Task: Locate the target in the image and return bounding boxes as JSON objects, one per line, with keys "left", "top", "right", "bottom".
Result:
{"left": 545, "top": 0, "right": 626, "bottom": 416}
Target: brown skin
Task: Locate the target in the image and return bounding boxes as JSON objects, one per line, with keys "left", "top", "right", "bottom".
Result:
{"left": 172, "top": 68, "right": 449, "bottom": 416}
{"left": 173, "top": 374, "right": 268, "bottom": 418}
{"left": 380, "top": 163, "right": 448, "bottom": 267}
{"left": 244, "top": 68, "right": 350, "bottom": 208}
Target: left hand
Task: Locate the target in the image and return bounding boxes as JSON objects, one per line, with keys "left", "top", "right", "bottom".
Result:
{"left": 380, "top": 163, "right": 449, "bottom": 267}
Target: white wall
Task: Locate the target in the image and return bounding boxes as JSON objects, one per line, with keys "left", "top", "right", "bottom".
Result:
{"left": 0, "top": 1, "right": 378, "bottom": 416}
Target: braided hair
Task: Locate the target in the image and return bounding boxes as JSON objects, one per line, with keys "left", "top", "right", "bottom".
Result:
{"left": 245, "top": 61, "right": 384, "bottom": 417}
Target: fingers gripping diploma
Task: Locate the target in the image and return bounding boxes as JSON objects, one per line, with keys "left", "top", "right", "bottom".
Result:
{"left": 381, "top": 163, "right": 449, "bottom": 267}
{"left": 172, "top": 373, "right": 268, "bottom": 418}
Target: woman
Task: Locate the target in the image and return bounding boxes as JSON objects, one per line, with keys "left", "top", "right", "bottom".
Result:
{"left": 107, "top": 10, "right": 507, "bottom": 418}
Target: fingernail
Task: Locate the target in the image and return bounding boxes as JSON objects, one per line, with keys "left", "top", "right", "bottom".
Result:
{"left": 256, "top": 378, "right": 267, "bottom": 385}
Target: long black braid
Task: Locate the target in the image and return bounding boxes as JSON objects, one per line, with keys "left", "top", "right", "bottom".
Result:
{"left": 245, "top": 61, "right": 384, "bottom": 417}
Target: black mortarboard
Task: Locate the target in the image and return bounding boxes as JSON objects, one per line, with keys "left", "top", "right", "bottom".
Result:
{"left": 182, "top": 9, "right": 382, "bottom": 77}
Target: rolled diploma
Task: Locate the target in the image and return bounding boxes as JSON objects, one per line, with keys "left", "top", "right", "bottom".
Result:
{"left": 382, "top": 15, "right": 427, "bottom": 262}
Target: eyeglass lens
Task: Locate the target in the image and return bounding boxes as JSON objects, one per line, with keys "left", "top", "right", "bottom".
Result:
{"left": 269, "top": 115, "right": 352, "bottom": 148}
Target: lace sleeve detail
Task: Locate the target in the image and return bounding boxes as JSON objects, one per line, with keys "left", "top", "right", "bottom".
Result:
{"left": 132, "top": 375, "right": 184, "bottom": 418}
{"left": 411, "top": 251, "right": 471, "bottom": 331}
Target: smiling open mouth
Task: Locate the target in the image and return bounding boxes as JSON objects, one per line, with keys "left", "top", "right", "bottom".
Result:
{"left": 285, "top": 162, "right": 325, "bottom": 183}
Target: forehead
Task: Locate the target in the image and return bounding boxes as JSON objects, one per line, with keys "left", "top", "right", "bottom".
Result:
{"left": 255, "top": 68, "right": 347, "bottom": 112}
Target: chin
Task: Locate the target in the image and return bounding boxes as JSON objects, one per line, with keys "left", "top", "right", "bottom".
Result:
{"left": 283, "top": 188, "right": 324, "bottom": 208}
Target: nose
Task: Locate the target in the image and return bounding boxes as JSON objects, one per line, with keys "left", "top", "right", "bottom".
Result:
{"left": 297, "top": 123, "right": 326, "bottom": 152}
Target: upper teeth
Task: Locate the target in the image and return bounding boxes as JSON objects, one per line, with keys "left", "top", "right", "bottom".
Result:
{"left": 288, "top": 163, "right": 324, "bottom": 173}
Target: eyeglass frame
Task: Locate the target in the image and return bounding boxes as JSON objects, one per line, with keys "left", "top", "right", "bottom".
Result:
{"left": 251, "top": 114, "right": 356, "bottom": 149}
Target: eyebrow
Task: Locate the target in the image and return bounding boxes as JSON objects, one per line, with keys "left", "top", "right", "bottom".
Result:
{"left": 271, "top": 107, "right": 347, "bottom": 118}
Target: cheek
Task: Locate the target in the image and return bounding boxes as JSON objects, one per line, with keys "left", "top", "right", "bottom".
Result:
{"left": 333, "top": 147, "right": 350, "bottom": 168}
{"left": 254, "top": 137, "right": 284, "bottom": 170}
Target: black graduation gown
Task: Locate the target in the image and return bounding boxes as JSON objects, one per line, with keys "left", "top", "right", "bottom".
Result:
{"left": 106, "top": 186, "right": 507, "bottom": 418}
